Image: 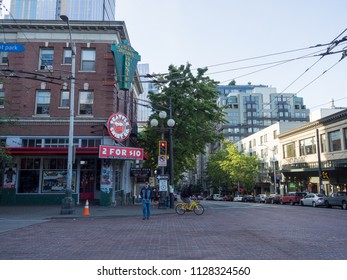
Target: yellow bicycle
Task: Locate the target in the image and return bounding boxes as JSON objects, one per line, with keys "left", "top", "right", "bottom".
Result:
{"left": 175, "top": 200, "right": 204, "bottom": 215}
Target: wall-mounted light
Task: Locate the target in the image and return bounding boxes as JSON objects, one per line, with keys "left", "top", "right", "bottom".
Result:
{"left": 63, "top": 82, "right": 68, "bottom": 90}
{"left": 83, "top": 82, "right": 89, "bottom": 90}
{"left": 40, "top": 82, "right": 46, "bottom": 90}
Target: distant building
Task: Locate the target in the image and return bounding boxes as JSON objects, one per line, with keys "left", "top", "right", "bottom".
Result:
{"left": 137, "top": 64, "right": 157, "bottom": 131}
{"left": 7, "top": 0, "right": 116, "bottom": 20}
{"left": 216, "top": 84, "right": 309, "bottom": 142}
{"left": 236, "top": 122, "right": 307, "bottom": 194}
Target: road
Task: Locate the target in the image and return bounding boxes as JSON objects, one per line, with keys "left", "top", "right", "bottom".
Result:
{"left": 0, "top": 201, "right": 346, "bottom": 260}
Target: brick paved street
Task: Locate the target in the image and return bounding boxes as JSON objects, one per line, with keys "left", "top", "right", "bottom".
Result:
{"left": 0, "top": 202, "right": 347, "bottom": 260}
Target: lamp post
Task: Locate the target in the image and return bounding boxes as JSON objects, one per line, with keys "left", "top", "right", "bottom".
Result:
{"left": 150, "top": 110, "right": 175, "bottom": 208}
{"left": 60, "top": 15, "right": 76, "bottom": 214}
{"left": 261, "top": 145, "right": 277, "bottom": 194}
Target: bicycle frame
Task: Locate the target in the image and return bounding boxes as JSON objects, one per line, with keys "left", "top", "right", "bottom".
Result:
{"left": 184, "top": 200, "right": 198, "bottom": 210}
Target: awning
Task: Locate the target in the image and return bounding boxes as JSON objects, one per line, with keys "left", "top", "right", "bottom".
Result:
{"left": 6, "top": 147, "right": 98, "bottom": 155}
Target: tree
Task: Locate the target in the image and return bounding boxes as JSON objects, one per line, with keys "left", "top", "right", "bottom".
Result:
{"left": 205, "top": 149, "right": 230, "bottom": 193}
{"left": 0, "top": 117, "right": 13, "bottom": 169}
{"left": 139, "top": 63, "right": 226, "bottom": 181}
{"left": 219, "top": 141, "right": 260, "bottom": 194}
{"left": 228, "top": 80, "right": 236, "bottom": 86}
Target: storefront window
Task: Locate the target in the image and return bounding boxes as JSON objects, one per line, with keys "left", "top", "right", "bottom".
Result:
{"left": 42, "top": 158, "right": 76, "bottom": 193}
{"left": 18, "top": 158, "right": 41, "bottom": 193}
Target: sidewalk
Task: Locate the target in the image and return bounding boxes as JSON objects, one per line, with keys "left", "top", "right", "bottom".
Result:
{"left": 0, "top": 203, "right": 175, "bottom": 220}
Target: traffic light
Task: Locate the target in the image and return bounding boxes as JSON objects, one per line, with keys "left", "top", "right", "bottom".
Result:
{"left": 159, "top": 140, "right": 167, "bottom": 155}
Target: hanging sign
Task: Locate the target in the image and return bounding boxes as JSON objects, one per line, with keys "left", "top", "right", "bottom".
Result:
{"left": 99, "top": 145, "right": 144, "bottom": 160}
{"left": 111, "top": 40, "right": 141, "bottom": 90}
{"left": 107, "top": 112, "right": 132, "bottom": 142}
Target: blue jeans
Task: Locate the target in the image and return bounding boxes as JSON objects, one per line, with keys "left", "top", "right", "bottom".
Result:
{"left": 142, "top": 200, "right": 151, "bottom": 218}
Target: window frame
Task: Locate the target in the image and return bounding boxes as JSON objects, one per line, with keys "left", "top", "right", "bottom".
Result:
{"left": 81, "top": 49, "right": 96, "bottom": 71}
{"left": 62, "top": 48, "right": 72, "bottom": 65}
{"left": 39, "top": 48, "right": 54, "bottom": 70}
{"left": 35, "top": 90, "right": 51, "bottom": 115}
{"left": 0, "top": 89, "right": 4, "bottom": 108}
{"left": 0, "top": 52, "right": 8, "bottom": 64}
{"left": 328, "top": 130, "right": 341, "bottom": 152}
{"left": 60, "top": 90, "right": 70, "bottom": 108}
{"left": 78, "top": 91, "right": 94, "bottom": 115}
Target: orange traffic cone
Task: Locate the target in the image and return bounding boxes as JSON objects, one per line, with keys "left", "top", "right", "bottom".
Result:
{"left": 83, "top": 200, "right": 90, "bottom": 216}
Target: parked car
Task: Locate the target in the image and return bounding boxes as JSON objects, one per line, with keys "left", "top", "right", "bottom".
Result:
{"left": 233, "top": 195, "right": 243, "bottom": 202}
{"left": 205, "top": 195, "right": 214, "bottom": 200}
{"left": 300, "top": 193, "right": 326, "bottom": 207}
{"left": 242, "top": 195, "right": 255, "bottom": 202}
{"left": 280, "top": 192, "right": 307, "bottom": 205}
{"left": 265, "top": 194, "right": 281, "bottom": 204}
{"left": 324, "top": 192, "right": 347, "bottom": 209}
{"left": 254, "top": 194, "right": 267, "bottom": 203}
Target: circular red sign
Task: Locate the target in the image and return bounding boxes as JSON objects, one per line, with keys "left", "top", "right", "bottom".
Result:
{"left": 107, "top": 113, "right": 132, "bottom": 142}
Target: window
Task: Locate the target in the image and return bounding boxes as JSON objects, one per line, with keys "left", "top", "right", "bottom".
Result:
{"left": 0, "top": 89, "right": 4, "bottom": 107}
{"left": 0, "top": 52, "right": 8, "bottom": 64}
{"left": 22, "top": 139, "right": 42, "bottom": 147}
{"left": 299, "top": 137, "right": 316, "bottom": 156}
{"left": 35, "top": 91, "right": 51, "bottom": 115}
{"left": 18, "top": 158, "right": 41, "bottom": 193}
{"left": 39, "top": 49, "right": 54, "bottom": 70}
{"left": 344, "top": 128, "right": 347, "bottom": 150}
{"left": 328, "top": 130, "right": 341, "bottom": 152}
{"left": 60, "top": 91, "right": 69, "bottom": 107}
{"left": 42, "top": 158, "right": 76, "bottom": 193}
{"left": 320, "top": 133, "right": 326, "bottom": 153}
{"left": 81, "top": 49, "right": 96, "bottom": 71}
{"left": 79, "top": 91, "right": 93, "bottom": 115}
{"left": 283, "top": 142, "right": 296, "bottom": 158}
{"left": 63, "top": 49, "right": 72, "bottom": 64}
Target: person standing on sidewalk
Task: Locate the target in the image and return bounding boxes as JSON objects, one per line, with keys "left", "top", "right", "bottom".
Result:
{"left": 140, "top": 182, "right": 153, "bottom": 220}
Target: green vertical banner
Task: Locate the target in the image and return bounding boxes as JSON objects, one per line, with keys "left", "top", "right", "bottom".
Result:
{"left": 111, "top": 40, "right": 141, "bottom": 90}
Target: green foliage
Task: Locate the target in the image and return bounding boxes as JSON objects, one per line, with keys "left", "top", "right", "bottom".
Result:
{"left": 205, "top": 149, "right": 230, "bottom": 190}
{"left": 138, "top": 63, "right": 226, "bottom": 181}
{"left": 0, "top": 117, "right": 13, "bottom": 168}
{"left": 216, "top": 141, "right": 260, "bottom": 194}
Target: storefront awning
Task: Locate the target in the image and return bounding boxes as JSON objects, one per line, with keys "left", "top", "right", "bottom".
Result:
{"left": 7, "top": 147, "right": 98, "bottom": 155}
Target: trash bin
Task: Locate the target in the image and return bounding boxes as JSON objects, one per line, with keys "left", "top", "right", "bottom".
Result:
{"left": 100, "top": 187, "right": 112, "bottom": 206}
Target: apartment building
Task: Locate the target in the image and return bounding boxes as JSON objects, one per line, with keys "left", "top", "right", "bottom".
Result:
{"left": 216, "top": 84, "right": 309, "bottom": 142}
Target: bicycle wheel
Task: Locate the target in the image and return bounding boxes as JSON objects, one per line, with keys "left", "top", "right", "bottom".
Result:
{"left": 175, "top": 203, "right": 186, "bottom": 215}
{"left": 193, "top": 203, "right": 204, "bottom": 215}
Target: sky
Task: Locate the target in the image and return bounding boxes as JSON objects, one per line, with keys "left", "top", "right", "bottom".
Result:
{"left": 117, "top": 0, "right": 347, "bottom": 111}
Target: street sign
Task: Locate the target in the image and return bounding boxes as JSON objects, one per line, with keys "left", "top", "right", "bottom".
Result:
{"left": 0, "top": 43, "right": 25, "bottom": 52}
{"left": 158, "top": 155, "right": 167, "bottom": 166}
{"left": 159, "top": 178, "right": 168, "bottom": 191}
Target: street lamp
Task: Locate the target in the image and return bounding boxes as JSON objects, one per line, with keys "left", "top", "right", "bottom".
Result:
{"left": 261, "top": 144, "right": 277, "bottom": 194}
{"left": 60, "top": 15, "right": 76, "bottom": 214}
{"left": 150, "top": 110, "right": 175, "bottom": 208}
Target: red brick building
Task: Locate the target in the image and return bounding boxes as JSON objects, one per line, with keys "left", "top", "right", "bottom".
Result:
{"left": 0, "top": 19, "right": 143, "bottom": 205}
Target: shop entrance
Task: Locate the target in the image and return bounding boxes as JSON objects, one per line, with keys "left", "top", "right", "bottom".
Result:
{"left": 79, "top": 159, "right": 99, "bottom": 202}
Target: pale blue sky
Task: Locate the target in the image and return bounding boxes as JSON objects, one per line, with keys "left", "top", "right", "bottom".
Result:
{"left": 117, "top": 0, "right": 347, "bottom": 111}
